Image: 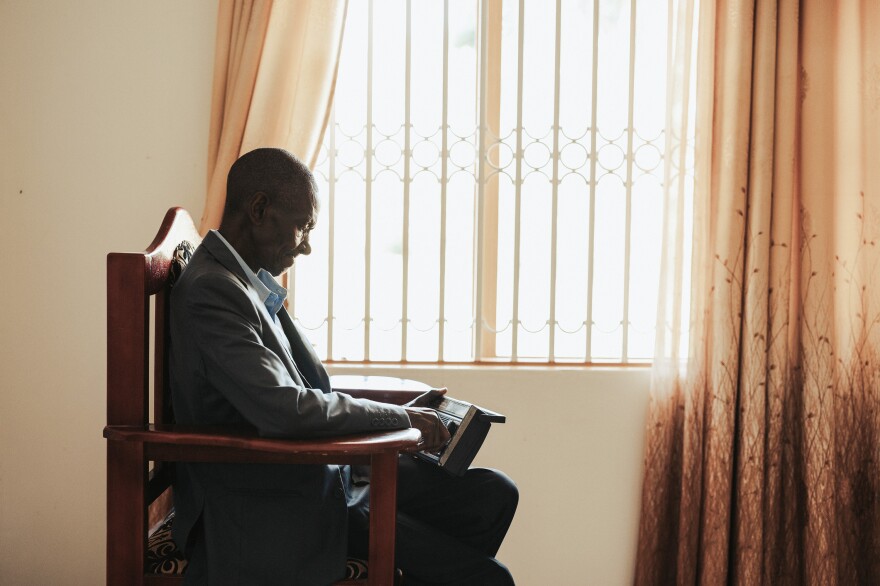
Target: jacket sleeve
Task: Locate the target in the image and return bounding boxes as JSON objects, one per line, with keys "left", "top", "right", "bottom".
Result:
{"left": 181, "top": 270, "right": 410, "bottom": 438}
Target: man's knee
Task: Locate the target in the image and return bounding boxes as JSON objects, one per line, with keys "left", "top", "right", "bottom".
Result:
{"left": 472, "top": 468, "right": 518, "bottom": 513}
{"left": 476, "top": 558, "right": 515, "bottom": 586}
{"left": 493, "top": 469, "right": 518, "bottom": 510}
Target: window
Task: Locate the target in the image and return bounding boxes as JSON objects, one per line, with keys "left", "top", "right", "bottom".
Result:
{"left": 290, "top": 0, "right": 676, "bottom": 364}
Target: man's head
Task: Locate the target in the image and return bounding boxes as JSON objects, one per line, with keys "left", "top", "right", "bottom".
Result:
{"left": 219, "top": 148, "right": 317, "bottom": 276}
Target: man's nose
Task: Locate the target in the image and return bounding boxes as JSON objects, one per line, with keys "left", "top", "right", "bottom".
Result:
{"left": 297, "top": 240, "right": 311, "bottom": 256}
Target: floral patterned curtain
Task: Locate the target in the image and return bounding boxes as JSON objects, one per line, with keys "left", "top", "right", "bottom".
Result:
{"left": 636, "top": 0, "right": 880, "bottom": 584}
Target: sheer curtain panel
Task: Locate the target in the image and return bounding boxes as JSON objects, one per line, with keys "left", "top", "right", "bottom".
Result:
{"left": 201, "top": 0, "right": 348, "bottom": 232}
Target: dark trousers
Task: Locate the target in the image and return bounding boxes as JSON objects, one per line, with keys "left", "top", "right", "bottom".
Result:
{"left": 347, "top": 455, "right": 518, "bottom": 586}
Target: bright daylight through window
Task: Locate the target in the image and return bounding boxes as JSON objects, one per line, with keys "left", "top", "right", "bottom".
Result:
{"left": 289, "top": 0, "right": 679, "bottom": 364}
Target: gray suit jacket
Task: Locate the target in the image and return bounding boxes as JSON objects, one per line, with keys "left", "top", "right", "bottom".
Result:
{"left": 169, "top": 231, "right": 409, "bottom": 585}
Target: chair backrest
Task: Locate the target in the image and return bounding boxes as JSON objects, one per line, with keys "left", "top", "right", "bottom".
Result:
{"left": 107, "top": 207, "right": 201, "bottom": 528}
{"left": 107, "top": 207, "right": 201, "bottom": 427}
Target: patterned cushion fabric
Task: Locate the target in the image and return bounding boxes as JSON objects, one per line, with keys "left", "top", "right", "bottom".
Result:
{"left": 146, "top": 513, "right": 369, "bottom": 580}
{"left": 146, "top": 515, "right": 187, "bottom": 575}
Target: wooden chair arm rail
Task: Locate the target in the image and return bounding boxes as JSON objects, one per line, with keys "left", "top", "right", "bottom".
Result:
{"left": 104, "top": 425, "right": 421, "bottom": 457}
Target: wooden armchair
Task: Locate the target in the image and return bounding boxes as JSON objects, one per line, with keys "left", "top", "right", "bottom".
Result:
{"left": 105, "top": 208, "right": 423, "bottom": 586}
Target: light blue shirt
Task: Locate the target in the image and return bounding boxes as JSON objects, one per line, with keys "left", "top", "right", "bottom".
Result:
{"left": 211, "top": 230, "right": 287, "bottom": 321}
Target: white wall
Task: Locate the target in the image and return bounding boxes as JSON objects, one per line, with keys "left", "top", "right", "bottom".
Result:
{"left": 0, "top": 1, "right": 217, "bottom": 584}
{"left": 0, "top": 2, "right": 650, "bottom": 584}
{"left": 329, "top": 364, "right": 650, "bottom": 586}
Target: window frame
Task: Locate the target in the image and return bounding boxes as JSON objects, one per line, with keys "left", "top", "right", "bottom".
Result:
{"left": 291, "top": 0, "right": 669, "bottom": 367}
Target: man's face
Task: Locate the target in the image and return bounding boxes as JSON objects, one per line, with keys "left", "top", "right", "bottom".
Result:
{"left": 255, "top": 190, "right": 316, "bottom": 277}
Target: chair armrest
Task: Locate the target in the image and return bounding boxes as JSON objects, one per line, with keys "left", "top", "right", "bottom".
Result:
{"left": 330, "top": 374, "right": 431, "bottom": 405}
{"left": 104, "top": 424, "right": 421, "bottom": 465}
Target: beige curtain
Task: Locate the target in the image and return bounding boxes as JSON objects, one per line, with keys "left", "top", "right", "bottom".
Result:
{"left": 201, "top": 0, "right": 348, "bottom": 233}
{"left": 636, "top": 0, "right": 880, "bottom": 584}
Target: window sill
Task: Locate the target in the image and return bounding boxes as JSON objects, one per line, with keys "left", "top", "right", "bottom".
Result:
{"left": 325, "top": 360, "right": 650, "bottom": 372}
{"left": 325, "top": 361, "right": 652, "bottom": 395}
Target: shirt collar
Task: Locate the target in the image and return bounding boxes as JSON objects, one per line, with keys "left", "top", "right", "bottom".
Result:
{"left": 211, "top": 230, "right": 288, "bottom": 317}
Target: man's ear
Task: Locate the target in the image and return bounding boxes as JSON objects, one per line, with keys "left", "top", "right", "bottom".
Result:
{"left": 247, "top": 191, "right": 270, "bottom": 224}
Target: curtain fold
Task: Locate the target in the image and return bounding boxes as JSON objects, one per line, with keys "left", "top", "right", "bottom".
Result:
{"left": 636, "top": 0, "right": 880, "bottom": 584}
{"left": 201, "top": 0, "right": 348, "bottom": 233}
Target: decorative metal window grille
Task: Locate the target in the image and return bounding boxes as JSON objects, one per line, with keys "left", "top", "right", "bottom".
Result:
{"left": 290, "top": 0, "right": 678, "bottom": 364}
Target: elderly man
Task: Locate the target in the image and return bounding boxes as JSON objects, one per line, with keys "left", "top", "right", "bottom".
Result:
{"left": 170, "top": 148, "right": 517, "bottom": 585}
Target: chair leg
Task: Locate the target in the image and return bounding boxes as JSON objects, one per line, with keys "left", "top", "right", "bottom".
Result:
{"left": 107, "top": 442, "right": 146, "bottom": 586}
{"left": 368, "top": 453, "right": 399, "bottom": 586}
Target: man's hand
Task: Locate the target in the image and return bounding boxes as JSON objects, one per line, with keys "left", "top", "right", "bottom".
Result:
{"left": 404, "top": 407, "right": 451, "bottom": 452}
{"left": 404, "top": 387, "right": 447, "bottom": 408}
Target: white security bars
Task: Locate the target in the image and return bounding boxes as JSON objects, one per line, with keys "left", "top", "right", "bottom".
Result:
{"left": 291, "top": 0, "right": 676, "bottom": 364}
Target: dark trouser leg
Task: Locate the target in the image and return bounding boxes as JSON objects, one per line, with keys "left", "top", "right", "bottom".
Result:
{"left": 395, "top": 455, "right": 518, "bottom": 558}
{"left": 348, "top": 455, "right": 518, "bottom": 585}
{"left": 392, "top": 513, "right": 515, "bottom": 586}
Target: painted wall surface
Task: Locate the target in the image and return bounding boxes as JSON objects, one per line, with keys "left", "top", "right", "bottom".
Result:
{"left": 0, "top": 1, "right": 650, "bottom": 584}
{"left": 0, "top": 1, "right": 216, "bottom": 583}
{"left": 329, "top": 364, "right": 651, "bottom": 586}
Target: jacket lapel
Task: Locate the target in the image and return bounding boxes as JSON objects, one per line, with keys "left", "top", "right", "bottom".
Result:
{"left": 199, "top": 231, "right": 308, "bottom": 387}
{"left": 276, "top": 310, "right": 332, "bottom": 393}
